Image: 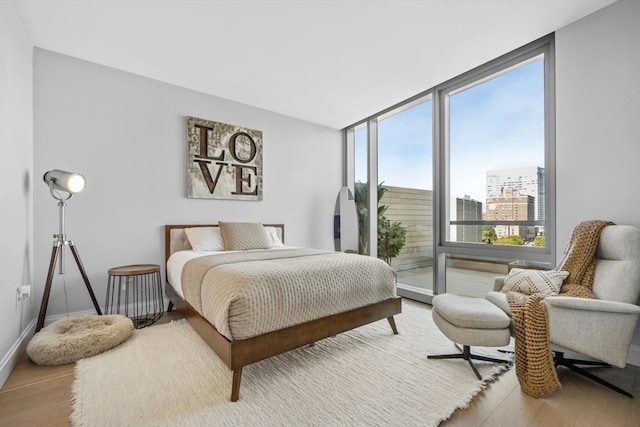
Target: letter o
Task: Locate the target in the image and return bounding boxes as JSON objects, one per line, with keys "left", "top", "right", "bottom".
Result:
{"left": 229, "top": 132, "right": 257, "bottom": 164}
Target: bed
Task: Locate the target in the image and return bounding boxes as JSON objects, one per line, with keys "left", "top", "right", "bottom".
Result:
{"left": 164, "top": 222, "right": 401, "bottom": 401}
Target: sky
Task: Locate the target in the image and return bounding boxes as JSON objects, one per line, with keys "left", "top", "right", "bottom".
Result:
{"left": 355, "top": 57, "right": 544, "bottom": 204}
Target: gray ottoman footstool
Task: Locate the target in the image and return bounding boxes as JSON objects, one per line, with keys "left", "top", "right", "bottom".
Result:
{"left": 429, "top": 293, "right": 511, "bottom": 379}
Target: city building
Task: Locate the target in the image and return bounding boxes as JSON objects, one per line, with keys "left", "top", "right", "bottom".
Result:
{"left": 456, "top": 195, "right": 483, "bottom": 243}
{"left": 484, "top": 188, "right": 535, "bottom": 241}
{"left": 486, "top": 167, "right": 545, "bottom": 221}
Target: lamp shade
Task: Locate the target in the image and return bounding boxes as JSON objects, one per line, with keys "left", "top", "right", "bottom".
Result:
{"left": 43, "top": 169, "right": 86, "bottom": 194}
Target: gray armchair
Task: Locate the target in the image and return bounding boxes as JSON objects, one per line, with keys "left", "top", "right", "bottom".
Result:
{"left": 486, "top": 224, "right": 640, "bottom": 397}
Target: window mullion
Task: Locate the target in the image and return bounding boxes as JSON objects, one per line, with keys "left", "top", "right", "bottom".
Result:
{"left": 367, "top": 119, "right": 378, "bottom": 258}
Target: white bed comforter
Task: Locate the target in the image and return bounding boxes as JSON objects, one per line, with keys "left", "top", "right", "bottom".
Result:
{"left": 178, "top": 248, "right": 397, "bottom": 341}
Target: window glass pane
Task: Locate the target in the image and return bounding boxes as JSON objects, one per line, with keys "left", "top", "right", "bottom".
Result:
{"left": 444, "top": 254, "right": 550, "bottom": 297}
{"left": 378, "top": 100, "right": 433, "bottom": 293}
{"left": 448, "top": 57, "right": 545, "bottom": 247}
{"left": 354, "top": 125, "right": 368, "bottom": 184}
{"left": 445, "top": 254, "right": 509, "bottom": 297}
{"left": 354, "top": 125, "right": 369, "bottom": 255}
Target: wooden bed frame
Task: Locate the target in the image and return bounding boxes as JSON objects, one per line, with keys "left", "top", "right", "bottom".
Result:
{"left": 164, "top": 224, "right": 402, "bottom": 402}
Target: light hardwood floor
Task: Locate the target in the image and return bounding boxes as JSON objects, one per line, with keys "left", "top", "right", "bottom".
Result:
{"left": 1, "top": 306, "right": 639, "bottom": 426}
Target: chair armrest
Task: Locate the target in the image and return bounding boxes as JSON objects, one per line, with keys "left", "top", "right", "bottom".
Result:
{"left": 493, "top": 276, "right": 506, "bottom": 292}
{"left": 544, "top": 296, "right": 640, "bottom": 314}
{"left": 486, "top": 291, "right": 512, "bottom": 318}
{"left": 545, "top": 296, "right": 640, "bottom": 367}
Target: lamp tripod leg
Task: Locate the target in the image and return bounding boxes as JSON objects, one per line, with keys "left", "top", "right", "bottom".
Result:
{"left": 36, "top": 245, "right": 61, "bottom": 332}
{"left": 36, "top": 242, "right": 102, "bottom": 333}
{"left": 69, "top": 243, "right": 102, "bottom": 316}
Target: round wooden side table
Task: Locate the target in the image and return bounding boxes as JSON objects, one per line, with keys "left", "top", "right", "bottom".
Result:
{"left": 104, "top": 264, "right": 164, "bottom": 328}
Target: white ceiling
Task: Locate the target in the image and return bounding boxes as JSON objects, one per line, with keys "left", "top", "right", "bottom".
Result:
{"left": 15, "top": 0, "right": 616, "bottom": 129}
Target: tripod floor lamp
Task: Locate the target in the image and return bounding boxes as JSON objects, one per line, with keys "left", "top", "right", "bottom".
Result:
{"left": 36, "top": 170, "right": 102, "bottom": 332}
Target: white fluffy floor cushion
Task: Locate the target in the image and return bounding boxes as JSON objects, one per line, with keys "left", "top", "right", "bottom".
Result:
{"left": 27, "top": 314, "right": 134, "bottom": 365}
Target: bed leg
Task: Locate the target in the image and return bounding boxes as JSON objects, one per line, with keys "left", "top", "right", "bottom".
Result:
{"left": 387, "top": 316, "right": 398, "bottom": 334}
{"left": 167, "top": 301, "right": 174, "bottom": 312}
{"left": 231, "top": 368, "right": 243, "bottom": 402}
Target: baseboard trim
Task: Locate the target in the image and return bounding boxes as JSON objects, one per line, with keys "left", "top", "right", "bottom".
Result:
{"left": 45, "top": 308, "right": 98, "bottom": 324}
{"left": 0, "top": 319, "right": 35, "bottom": 389}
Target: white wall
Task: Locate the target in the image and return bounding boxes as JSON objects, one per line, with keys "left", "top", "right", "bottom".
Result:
{"left": 0, "top": 1, "right": 35, "bottom": 386}
{"left": 556, "top": 0, "right": 640, "bottom": 363}
{"left": 33, "top": 49, "right": 342, "bottom": 320}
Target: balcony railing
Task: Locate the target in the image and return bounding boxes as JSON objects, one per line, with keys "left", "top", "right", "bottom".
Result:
{"left": 450, "top": 220, "right": 544, "bottom": 226}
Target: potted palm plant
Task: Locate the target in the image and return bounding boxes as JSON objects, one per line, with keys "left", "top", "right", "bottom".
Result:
{"left": 354, "top": 182, "right": 407, "bottom": 265}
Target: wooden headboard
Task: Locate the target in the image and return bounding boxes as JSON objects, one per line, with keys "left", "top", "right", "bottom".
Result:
{"left": 164, "top": 224, "right": 285, "bottom": 261}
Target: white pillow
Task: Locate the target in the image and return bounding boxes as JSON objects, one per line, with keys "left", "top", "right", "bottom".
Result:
{"left": 502, "top": 268, "right": 569, "bottom": 295}
{"left": 264, "top": 226, "right": 284, "bottom": 247}
{"left": 184, "top": 227, "right": 225, "bottom": 251}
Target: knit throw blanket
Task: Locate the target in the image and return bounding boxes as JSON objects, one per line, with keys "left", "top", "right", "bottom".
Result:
{"left": 505, "top": 220, "right": 614, "bottom": 397}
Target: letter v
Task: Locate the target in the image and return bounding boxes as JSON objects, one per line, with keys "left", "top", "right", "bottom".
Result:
{"left": 194, "top": 160, "right": 226, "bottom": 194}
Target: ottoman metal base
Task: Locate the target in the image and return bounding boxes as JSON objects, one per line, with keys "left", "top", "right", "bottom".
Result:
{"left": 429, "top": 343, "right": 510, "bottom": 380}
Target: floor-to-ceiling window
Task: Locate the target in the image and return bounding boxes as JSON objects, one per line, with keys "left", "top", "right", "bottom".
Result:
{"left": 435, "top": 36, "right": 554, "bottom": 298}
{"left": 377, "top": 98, "right": 433, "bottom": 297}
{"left": 349, "top": 95, "right": 434, "bottom": 301}
{"left": 345, "top": 35, "right": 554, "bottom": 303}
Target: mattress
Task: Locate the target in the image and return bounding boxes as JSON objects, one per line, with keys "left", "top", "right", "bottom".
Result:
{"left": 168, "top": 248, "right": 397, "bottom": 341}
{"left": 166, "top": 246, "right": 293, "bottom": 298}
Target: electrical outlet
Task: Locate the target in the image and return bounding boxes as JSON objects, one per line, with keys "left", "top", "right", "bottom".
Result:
{"left": 17, "top": 285, "right": 31, "bottom": 302}
{"left": 21, "top": 285, "right": 31, "bottom": 299}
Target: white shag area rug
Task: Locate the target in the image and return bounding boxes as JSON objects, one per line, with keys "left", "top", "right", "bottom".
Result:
{"left": 72, "top": 300, "right": 512, "bottom": 427}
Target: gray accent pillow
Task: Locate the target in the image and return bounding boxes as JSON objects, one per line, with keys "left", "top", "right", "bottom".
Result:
{"left": 219, "top": 221, "right": 271, "bottom": 250}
